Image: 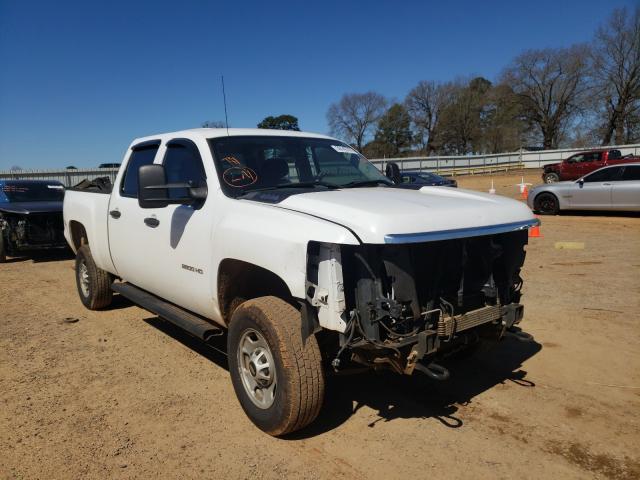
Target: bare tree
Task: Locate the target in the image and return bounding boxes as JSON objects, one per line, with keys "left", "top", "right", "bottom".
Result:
{"left": 327, "top": 92, "right": 387, "bottom": 150}
{"left": 503, "top": 46, "right": 589, "bottom": 149}
{"left": 591, "top": 6, "right": 640, "bottom": 145}
{"left": 404, "top": 81, "right": 451, "bottom": 154}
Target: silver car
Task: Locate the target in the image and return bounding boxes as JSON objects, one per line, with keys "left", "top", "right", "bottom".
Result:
{"left": 528, "top": 163, "right": 640, "bottom": 214}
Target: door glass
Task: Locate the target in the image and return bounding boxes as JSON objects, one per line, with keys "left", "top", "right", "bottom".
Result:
{"left": 582, "top": 152, "right": 600, "bottom": 163}
{"left": 121, "top": 145, "right": 160, "bottom": 197}
{"left": 163, "top": 143, "right": 207, "bottom": 199}
{"left": 583, "top": 167, "right": 622, "bottom": 182}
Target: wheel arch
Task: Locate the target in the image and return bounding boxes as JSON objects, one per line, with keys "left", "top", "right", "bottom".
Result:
{"left": 68, "top": 220, "right": 88, "bottom": 251}
{"left": 217, "top": 258, "right": 296, "bottom": 326}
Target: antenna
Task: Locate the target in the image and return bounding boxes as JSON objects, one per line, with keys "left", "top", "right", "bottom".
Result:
{"left": 221, "top": 75, "right": 230, "bottom": 136}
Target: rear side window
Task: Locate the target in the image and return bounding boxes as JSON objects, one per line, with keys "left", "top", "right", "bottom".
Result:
{"left": 621, "top": 166, "right": 640, "bottom": 181}
{"left": 162, "top": 141, "right": 206, "bottom": 199}
{"left": 121, "top": 143, "right": 160, "bottom": 197}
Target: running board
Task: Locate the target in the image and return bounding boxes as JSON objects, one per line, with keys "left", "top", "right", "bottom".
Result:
{"left": 112, "top": 282, "right": 223, "bottom": 341}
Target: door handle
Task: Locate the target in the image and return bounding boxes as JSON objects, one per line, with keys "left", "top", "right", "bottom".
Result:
{"left": 109, "top": 210, "right": 121, "bottom": 219}
{"left": 144, "top": 217, "right": 160, "bottom": 228}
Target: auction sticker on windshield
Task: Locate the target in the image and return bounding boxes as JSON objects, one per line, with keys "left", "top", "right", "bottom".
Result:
{"left": 331, "top": 145, "right": 358, "bottom": 155}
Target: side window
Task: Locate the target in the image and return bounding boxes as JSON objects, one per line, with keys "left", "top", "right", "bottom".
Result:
{"left": 120, "top": 143, "right": 160, "bottom": 197}
{"left": 567, "top": 154, "right": 583, "bottom": 163}
{"left": 162, "top": 141, "right": 206, "bottom": 199}
{"left": 584, "top": 167, "right": 622, "bottom": 182}
{"left": 583, "top": 152, "right": 601, "bottom": 162}
{"left": 621, "top": 166, "right": 640, "bottom": 181}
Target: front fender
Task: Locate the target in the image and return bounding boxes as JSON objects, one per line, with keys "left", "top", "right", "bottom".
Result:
{"left": 211, "top": 200, "right": 359, "bottom": 301}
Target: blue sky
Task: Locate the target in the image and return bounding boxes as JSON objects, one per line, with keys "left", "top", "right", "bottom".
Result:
{"left": 0, "top": 0, "right": 636, "bottom": 169}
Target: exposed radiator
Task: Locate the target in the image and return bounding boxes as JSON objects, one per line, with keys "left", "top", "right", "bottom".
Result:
{"left": 437, "top": 305, "right": 502, "bottom": 337}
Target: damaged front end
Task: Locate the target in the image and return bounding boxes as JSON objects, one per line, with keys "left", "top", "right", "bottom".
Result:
{"left": 0, "top": 212, "right": 67, "bottom": 254}
{"left": 306, "top": 229, "right": 531, "bottom": 379}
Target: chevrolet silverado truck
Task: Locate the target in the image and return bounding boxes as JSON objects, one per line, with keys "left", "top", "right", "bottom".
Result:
{"left": 63, "top": 128, "right": 538, "bottom": 436}
{"left": 0, "top": 179, "right": 67, "bottom": 262}
{"left": 542, "top": 149, "right": 639, "bottom": 183}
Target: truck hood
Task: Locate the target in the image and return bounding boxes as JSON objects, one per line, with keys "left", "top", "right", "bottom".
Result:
{"left": 0, "top": 201, "right": 63, "bottom": 215}
{"left": 277, "top": 187, "right": 536, "bottom": 244}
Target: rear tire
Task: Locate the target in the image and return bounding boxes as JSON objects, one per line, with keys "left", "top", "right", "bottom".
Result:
{"left": 534, "top": 192, "right": 559, "bottom": 215}
{"left": 543, "top": 172, "right": 560, "bottom": 183}
{"left": 228, "top": 296, "right": 325, "bottom": 436}
{"left": 75, "top": 245, "right": 113, "bottom": 309}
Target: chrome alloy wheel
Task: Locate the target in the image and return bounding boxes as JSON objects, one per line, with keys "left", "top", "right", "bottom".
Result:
{"left": 78, "top": 260, "right": 90, "bottom": 297}
{"left": 237, "top": 328, "right": 277, "bottom": 409}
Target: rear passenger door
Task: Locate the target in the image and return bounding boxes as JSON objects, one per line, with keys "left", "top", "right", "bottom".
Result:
{"left": 611, "top": 165, "right": 640, "bottom": 210}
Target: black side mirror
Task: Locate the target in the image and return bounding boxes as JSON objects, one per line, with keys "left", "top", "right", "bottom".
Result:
{"left": 385, "top": 162, "right": 402, "bottom": 184}
{"left": 137, "top": 164, "right": 207, "bottom": 209}
{"left": 578, "top": 179, "right": 584, "bottom": 188}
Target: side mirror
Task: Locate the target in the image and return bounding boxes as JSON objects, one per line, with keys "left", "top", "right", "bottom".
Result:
{"left": 385, "top": 162, "right": 402, "bottom": 184}
{"left": 138, "top": 164, "right": 207, "bottom": 209}
{"left": 578, "top": 179, "right": 584, "bottom": 188}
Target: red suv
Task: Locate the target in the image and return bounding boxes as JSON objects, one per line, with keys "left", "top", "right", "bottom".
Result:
{"left": 542, "top": 149, "right": 639, "bottom": 183}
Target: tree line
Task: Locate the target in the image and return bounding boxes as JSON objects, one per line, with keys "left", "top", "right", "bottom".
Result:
{"left": 326, "top": 6, "right": 639, "bottom": 158}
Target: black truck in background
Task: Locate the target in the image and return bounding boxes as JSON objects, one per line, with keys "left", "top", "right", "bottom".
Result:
{"left": 0, "top": 180, "right": 68, "bottom": 262}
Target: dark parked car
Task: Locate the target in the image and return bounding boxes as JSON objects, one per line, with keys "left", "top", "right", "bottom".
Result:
{"left": 399, "top": 171, "right": 457, "bottom": 188}
{"left": 0, "top": 180, "right": 68, "bottom": 262}
{"left": 384, "top": 162, "right": 457, "bottom": 188}
{"left": 98, "top": 163, "right": 121, "bottom": 169}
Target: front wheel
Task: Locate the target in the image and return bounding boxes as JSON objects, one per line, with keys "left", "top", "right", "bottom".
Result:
{"left": 543, "top": 172, "right": 560, "bottom": 183}
{"left": 0, "top": 233, "right": 6, "bottom": 263}
{"left": 534, "top": 192, "right": 559, "bottom": 215}
{"left": 228, "top": 296, "right": 325, "bottom": 436}
{"left": 75, "top": 245, "right": 113, "bottom": 309}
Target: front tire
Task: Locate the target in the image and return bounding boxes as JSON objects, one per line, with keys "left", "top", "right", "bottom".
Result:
{"left": 75, "top": 245, "right": 113, "bottom": 309}
{"left": 543, "top": 172, "right": 560, "bottom": 183}
{"left": 0, "top": 233, "right": 6, "bottom": 263}
{"left": 534, "top": 192, "right": 560, "bottom": 215}
{"left": 228, "top": 296, "right": 325, "bottom": 436}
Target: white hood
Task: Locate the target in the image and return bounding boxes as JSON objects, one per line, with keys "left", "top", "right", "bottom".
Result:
{"left": 277, "top": 186, "right": 536, "bottom": 244}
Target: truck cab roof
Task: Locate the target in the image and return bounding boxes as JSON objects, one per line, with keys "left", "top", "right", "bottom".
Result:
{"left": 130, "top": 128, "right": 336, "bottom": 147}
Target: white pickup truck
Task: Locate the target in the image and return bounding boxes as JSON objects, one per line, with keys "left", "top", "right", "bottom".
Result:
{"left": 63, "top": 128, "right": 538, "bottom": 435}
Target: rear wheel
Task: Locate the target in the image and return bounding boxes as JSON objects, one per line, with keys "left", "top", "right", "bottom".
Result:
{"left": 534, "top": 192, "right": 559, "bottom": 215}
{"left": 75, "top": 245, "right": 113, "bottom": 309}
{"left": 228, "top": 296, "right": 325, "bottom": 436}
{"left": 543, "top": 172, "right": 560, "bottom": 183}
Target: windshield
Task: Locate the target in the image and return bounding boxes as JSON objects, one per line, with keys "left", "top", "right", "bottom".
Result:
{"left": 208, "top": 136, "right": 390, "bottom": 196}
{"left": 1, "top": 182, "right": 65, "bottom": 202}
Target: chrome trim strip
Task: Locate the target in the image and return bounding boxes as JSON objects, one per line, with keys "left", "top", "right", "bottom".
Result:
{"left": 384, "top": 218, "right": 540, "bottom": 244}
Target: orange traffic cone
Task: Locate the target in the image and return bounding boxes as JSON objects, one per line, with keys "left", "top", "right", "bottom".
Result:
{"left": 529, "top": 217, "right": 542, "bottom": 238}
{"left": 520, "top": 184, "right": 529, "bottom": 200}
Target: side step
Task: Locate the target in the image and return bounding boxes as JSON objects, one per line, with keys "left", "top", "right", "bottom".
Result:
{"left": 112, "top": 282, "right": 223, "bottom": 341}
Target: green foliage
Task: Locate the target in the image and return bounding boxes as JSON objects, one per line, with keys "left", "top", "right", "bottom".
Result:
{"left": 257, "top": 114, "right": 300, "bottom": 131}
{"left": 370, "top": 104, "right": 413, "bottom": 157}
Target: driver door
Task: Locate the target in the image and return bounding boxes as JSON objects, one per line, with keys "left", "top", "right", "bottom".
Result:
{"left": 569, "top": 167, "right": 621, "bottom": 210}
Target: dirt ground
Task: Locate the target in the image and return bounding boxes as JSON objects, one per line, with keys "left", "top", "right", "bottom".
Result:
{"left": 1, "top": 170, "right": 639, "bottom": 479}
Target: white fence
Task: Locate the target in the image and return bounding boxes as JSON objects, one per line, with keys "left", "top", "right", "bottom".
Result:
{"left": 0, "top": 168, "right": 119, "bottom": 187}
{"left": 2, "top": 143, "right": 639, "bottom": 186}
{"left": 369, "top": 143, "right": 640, "bottom": 175}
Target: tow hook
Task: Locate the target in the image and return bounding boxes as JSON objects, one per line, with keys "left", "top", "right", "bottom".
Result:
{"left": 505, "top": 328, "right": 534, "bottom": 342}
{"left": 414, "top": 361, "right": 450, "bottom": 381}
